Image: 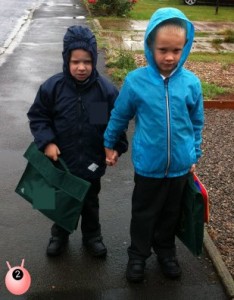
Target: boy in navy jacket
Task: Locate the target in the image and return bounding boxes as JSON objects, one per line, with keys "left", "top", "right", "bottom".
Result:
{"left": 27, "top": 25, "right": 128, "bottom": 257}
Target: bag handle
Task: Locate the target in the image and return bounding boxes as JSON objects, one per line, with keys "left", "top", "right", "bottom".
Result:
{"left": 57, "top": 157, "right": 70, "bottom": 173}
{"left": 23, "top": 143, "right": 91, "bottom": 202}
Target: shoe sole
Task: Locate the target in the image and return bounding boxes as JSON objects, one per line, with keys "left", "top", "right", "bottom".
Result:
{"left": 46, "top": 240, "right": 68, "bottom": 257}
{"left": 83, "top": 242, "right": 107, "bottom": 257}
{"left": 126, "top": 273, "right": 144, "bottom": 283}
{"left": 158, "top": 259, "right": 182, "bottom": 279}
{"left": 162, "top": 270, "right": 182, "bottom": 279}
{"left": 47, "top": 251, "right": 62, "bottom": 257}
{"left": 46, "top": 248, "right": 65, "bottom": 257}
{"left": 90, "top": 249, "right": 107, "bottom": 257}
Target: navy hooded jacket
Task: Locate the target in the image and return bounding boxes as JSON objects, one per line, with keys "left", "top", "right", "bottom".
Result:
{"left": 27, "top": 26, "right": 128, "bottom": 179}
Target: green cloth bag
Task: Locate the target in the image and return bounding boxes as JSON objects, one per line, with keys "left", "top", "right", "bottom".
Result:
{"left": 15, "top": 142, "right": 91, "bottom": 233}
{"left": 176, "top": 173, "right": 205, "bottom": 256}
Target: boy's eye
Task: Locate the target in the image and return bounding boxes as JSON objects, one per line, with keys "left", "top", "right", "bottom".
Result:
{"left": 83, "top": 60, "right": 92, "bottom": 64}
{"left": 174, "top": 49, "right": 182, "bottom": 54}
{"left": 70, "top": 60, "right": 92, "bottom": 65}
{"left": 157, "top": 48, "right": 182, "bottom": 54}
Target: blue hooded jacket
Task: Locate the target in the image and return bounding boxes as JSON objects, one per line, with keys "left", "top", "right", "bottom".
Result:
{"left": 27, "top": 26, "right": 128, "bottom": 179}
{"left": 104, "top": 8, "right": 204, "bottom": 178}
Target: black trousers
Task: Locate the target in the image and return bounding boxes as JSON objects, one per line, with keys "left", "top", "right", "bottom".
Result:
{"left": 128, "top": 173, "right": 189, "bottom": 260}
{"left": 51, "top": 178, "right": 101, "bottom": 242}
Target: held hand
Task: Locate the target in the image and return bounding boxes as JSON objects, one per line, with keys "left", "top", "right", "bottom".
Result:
{"left": 112, "top": 150, "right": 119, "bottom": 165}
{"left": 190, "top": 164, "right": 196, "bottom": 173}
{"left": 44, "top": 143, "right": 61, "bottom": 161}
{"left": 105, "top": 148, "right": 118, "bottom": 166}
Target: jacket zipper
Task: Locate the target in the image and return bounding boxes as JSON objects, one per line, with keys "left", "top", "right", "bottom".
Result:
{"left": 77, "top": 94, "right": 85, "bottom": 165}
{"left": 77, "top": 95, "right": 85, "bottom": 117}
{"left": 164, "top": 78, "right": 171, "bottom": 177}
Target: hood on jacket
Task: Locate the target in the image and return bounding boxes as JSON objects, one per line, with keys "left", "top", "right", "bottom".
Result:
{"left": 144, "top": 7, "right": 194, "bottom": 75}
{"left": 62, "top": 25, "right": 98, "bottom": 81}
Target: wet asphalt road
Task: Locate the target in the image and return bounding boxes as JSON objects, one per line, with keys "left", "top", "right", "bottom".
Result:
{"left": 0, "top": 0, "right": 44, "bottom": 54}
{"left": 0, "top": 0, "right": 229, "bottom": 299}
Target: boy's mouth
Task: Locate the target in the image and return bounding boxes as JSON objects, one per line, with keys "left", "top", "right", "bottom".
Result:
{"left": 76, "top": 74, "right": 87, "bottom": 80}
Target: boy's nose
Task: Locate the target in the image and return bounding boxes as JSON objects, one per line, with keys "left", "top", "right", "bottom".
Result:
{"left": 78, "top": 63, "right": 86, "bottom": 70}
{"left": 165, "top": 53, "right": 174, "bottom": 61}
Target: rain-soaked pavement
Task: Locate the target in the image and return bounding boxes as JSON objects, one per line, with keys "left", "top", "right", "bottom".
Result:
{"left": 97, "top": 19, "right": 234, "bottom": 52}
{"left": 0, "top": 0, "right": 230, "bottom": 299}
{"left": 0, "top": 0, "right": 44, "bottom": 55}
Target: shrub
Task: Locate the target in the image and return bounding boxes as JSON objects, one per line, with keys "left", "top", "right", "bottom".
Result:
{"left": 107, "top": 50, "right": 136, "bottom": 69}
{"left": 88, "top": 0, "right": 136, "bottom": 17}
{"left": 223, "top": 29, "right": 234, "bottom": 43}
{"left": 106, "top": 50, "right": 137, "bottom": 85}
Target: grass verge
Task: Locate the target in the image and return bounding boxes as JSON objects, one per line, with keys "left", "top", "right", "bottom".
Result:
{"left": 130, "top": 0, "right": 234, "bottom": 22}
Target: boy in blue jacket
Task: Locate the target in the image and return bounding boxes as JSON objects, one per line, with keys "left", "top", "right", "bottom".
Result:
{"left": 27, "top": 26, "right": 128, "bottom": 257}
{"left": 104, "top": 8, "right": 204, "bottom": 282}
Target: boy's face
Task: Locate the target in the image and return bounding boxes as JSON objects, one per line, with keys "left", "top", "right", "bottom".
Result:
{"left": 153, "top": 28, "right": 186, "bottom": 77}
{"left": 69, "top": 49, "right": 92, "bottom": 81}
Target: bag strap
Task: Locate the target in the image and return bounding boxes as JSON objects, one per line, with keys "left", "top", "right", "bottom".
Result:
{"left": 23, "top": 143, "right": 91, "bottom": 201}
{"left": 57, "top": 157, "right": 70, "bottom": 173}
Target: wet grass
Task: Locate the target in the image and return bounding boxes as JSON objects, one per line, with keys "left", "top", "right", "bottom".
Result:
{"left": 223, "top": 29, "right": 234, "bottom": 42}
{"left": 188, "top": 51, "right": 234, "bottom": 63}
{"left": 130, "top": 0, "right": 234, "bottom": 21}
{"left": 214, "top": 29, "right": 234, "bottom": 43}
{"left": 202, "top": 82, "right": 231, "bottom": 99}
{"left": 94, "top": 30, "right": 123, "bottom": 49}
{"left": 97, "top": 18, "right": 132, "bottom": 30}
{"left": 195, "top": 32, "right": 211, "bottom": 37}
{"left": 211, "top": 38, "right": 224, "bottom": 50}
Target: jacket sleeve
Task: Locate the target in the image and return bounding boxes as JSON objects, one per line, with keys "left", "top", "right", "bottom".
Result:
{"left": 189, "top": 79, "right": 204, "bottom": 161}
{"left": 27, "top": 82, "right": 56, "bottom": 150}
{"left": 104, "top": 81, "right": 128, "bottom": 156}
{"left": 113, "top": 130, "right": 128, "bottom": 156}
{"left": 104, "top": 77, "right": 136, "bottom": 151}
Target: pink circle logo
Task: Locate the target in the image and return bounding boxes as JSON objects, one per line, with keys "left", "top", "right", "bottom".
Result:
{"left": 5, "top": 259, "right": 31, "bottom": 295}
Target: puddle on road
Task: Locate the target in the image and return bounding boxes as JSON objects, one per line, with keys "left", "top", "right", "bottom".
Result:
{"left": 57, "top": 16, "right": 85, "bottom": 20}
{"left": 46, "top": 1, "right": 81, "bottom": 8}
{"left": 40, "top": 2, "right": 86, "bottom": 19}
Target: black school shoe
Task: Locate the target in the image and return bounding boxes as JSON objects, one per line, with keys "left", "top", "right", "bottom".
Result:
{"left": 158, "top": 257, "right": 182, "bottom": 279}
{"left": 126, "top": 259, "right": 146, "bottom": 283}
{"left": 46, "top": 236, "right": 69, "bottom": 257}
{"left": 83, "top": 237, "right": 107, "bottom": 257}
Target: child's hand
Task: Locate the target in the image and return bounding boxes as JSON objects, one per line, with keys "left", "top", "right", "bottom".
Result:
{"left": 44, "top": 143, "right": 61, "bottom": 161}
{"left": 190, "top": 164, "right": 196, "bottom": 173}
{"left": 105, "top": 148, "right": 118, "bottom": 166}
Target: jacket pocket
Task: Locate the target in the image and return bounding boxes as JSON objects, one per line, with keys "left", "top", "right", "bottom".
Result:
{"left": 132, "top": 139, "right": 167, "bottom": 174}
{"left": 88, "top": 102, "right": 108, "bottom": 125}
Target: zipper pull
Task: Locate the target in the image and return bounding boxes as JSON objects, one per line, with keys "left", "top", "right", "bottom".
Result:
{"left": 164, "top": 77, "right": 169, "bottom": 86}
{"left": 78, "top": 97, "right": 85, "bottom": 111}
